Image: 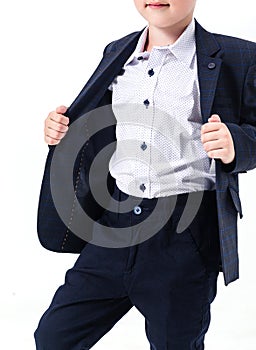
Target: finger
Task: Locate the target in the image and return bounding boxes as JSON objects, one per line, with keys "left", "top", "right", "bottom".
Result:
{"left": 202, "top": 139, "right": 223, "bottom": 153}
{"left": 45, "top": 127, "right": 66, "bottom": 142}
{"left": 45, "top": 118, "right": 69, "bottom": 133}
{"left": 56, "top": 105, "right": 68, "bottom": 114}
{"left": 44, "top": 135, "right": 61, "bottom": 146}
{"left": 48, "top": 111, "right": 69, "bottom": 126}
{"left": 208, "top": 114, "right": 221, "bottom": 123}
{"left": 201, "top": 122, "right": 221, "bottom": 134}
{"left": 201, "top": 130, "right": 220, "bottom": 144}
{"left": 206, "top": 149, "right": 227, "bottom": 160}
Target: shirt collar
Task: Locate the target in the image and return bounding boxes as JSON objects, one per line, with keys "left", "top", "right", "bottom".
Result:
{"left": 124, "top": 27, "right": 149, "bottom": 66}
{"left": 124, "top": 19, "right": 196, "bottom": 67}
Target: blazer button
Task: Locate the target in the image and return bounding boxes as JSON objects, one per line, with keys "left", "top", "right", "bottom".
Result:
{"left": 133, "top": 206, "right": 142, "bottom": 215}
{"left": 208, "top": 62, "right": 216, "bottom": 70}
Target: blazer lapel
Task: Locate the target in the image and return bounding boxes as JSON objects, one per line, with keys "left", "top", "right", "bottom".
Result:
{"left": 66, "top": 31, "right": 142, "bottom": 121}
{"left": 195, "top": 21, "right": 223, "bottom": 123}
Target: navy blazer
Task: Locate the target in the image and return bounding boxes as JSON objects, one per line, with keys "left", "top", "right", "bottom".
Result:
{"left": 37, "top": 20, "right": 256, "bottom": 285}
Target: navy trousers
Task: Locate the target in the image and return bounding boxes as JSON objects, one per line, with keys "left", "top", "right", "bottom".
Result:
{"left": 35, "top": 184, "right": 221, "bottom": 349}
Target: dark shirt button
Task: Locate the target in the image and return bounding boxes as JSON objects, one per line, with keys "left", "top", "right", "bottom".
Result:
{"left": 137, "top": 56, "right": 144, "bottom": 61}
{"left": 133, "top": 206, "right": 142, "bottom": 215}
{"left": 208, "top": 62, "right": 216, "bottom": 70}
{"left": 141, "top": 142, "right": 147, "bottom": 151}
{"left": 143, "top": 99, "right": 150, "bottom": 108}
{"left": 140, "top": 184, "right": 146, "bottom": 192}
{"left": 148, "top": 68, "right": 154, "bottom": 77}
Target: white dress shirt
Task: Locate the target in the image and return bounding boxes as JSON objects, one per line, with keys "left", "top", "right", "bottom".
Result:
{"left": 109, "top": 20, "right": 216, "bottom": 198}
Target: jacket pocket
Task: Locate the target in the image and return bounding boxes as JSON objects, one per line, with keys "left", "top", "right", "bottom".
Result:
{"left": 228, "top": 186, "right": 243, "bottom": 218}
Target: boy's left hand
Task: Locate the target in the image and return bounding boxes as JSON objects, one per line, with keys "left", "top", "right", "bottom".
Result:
{"left": 201, "top": 114, "right": 235, "bottom": 164}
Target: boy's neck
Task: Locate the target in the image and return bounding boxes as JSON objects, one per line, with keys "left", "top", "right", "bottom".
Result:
{"left": 144, "top": 20, "right": 193, "bottom": 52}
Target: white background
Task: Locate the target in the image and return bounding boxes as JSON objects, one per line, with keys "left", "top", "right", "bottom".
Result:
{"left": 1, "top": 1, "right": 256, "bottom": 349}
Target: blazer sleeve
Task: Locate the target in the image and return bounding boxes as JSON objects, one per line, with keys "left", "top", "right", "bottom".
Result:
{"left": 222, "top": 63, "right": 256, "bottom": 174}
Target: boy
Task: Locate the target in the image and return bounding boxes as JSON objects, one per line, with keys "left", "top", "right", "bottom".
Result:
{"left": 35, "top": 0, "right": 256, "bottom": 349}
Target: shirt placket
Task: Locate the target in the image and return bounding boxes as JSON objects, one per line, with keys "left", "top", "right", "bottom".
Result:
{"left": 134, "top": 49, "right": 168, "bottom": 198}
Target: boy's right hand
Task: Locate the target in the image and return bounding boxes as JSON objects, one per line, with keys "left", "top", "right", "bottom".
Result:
{"left": 44, "top": 105, "right": 69, "bottom": 145}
